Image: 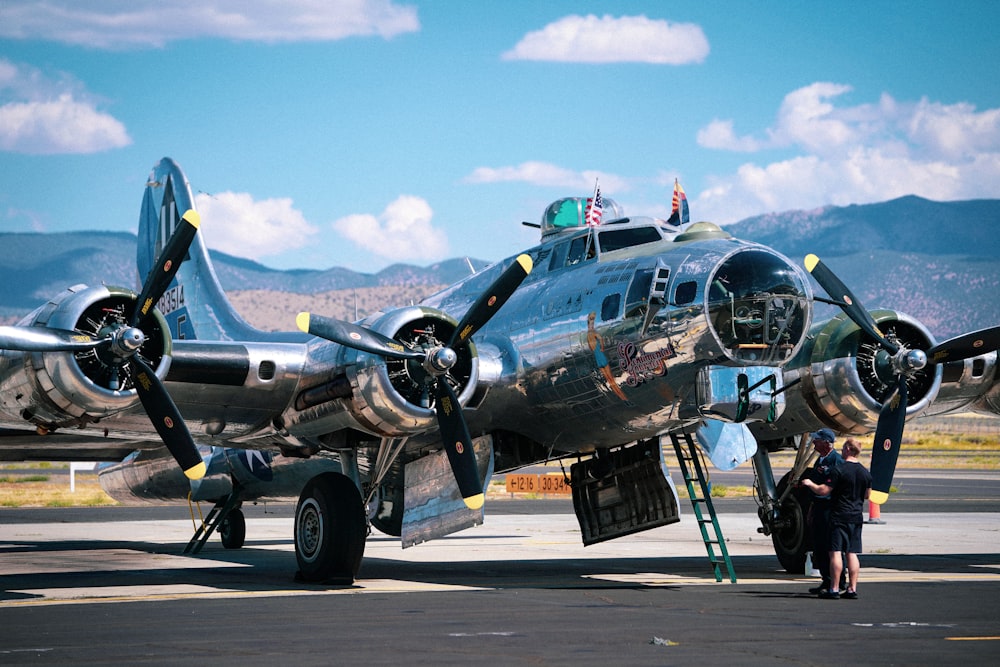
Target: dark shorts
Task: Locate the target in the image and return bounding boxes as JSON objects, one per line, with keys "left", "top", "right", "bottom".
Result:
{"left": 830, "top": 521, "right": 863, "bottom": 554}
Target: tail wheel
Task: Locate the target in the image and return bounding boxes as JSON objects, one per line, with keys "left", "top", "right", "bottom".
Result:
{"left": 294, "top": 472, "right": 367, "bottom": 584}
{"left": 220, "top": 508, "right": 246, "bottom": 549}
{"left": 771, "top": 471, "right": 813, "bottom": 574}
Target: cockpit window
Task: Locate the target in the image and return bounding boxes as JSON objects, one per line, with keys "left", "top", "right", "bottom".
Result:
{"left": 566, "top": 234, "right": 595, "bottom": 265}
{"left": 598, "top": 227, "right": 664, "bottom": 253}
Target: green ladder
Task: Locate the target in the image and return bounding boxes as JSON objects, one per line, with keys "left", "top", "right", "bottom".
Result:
{"left": 669, "top": 432, "right": 737, "bottom": 583}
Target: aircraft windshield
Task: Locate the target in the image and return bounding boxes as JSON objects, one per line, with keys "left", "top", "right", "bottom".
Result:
{"left": 707, "top": 250, "right": 809, "bottom": 363}
{"left": 598, "top": 226, "right": 664, "bottom": 253}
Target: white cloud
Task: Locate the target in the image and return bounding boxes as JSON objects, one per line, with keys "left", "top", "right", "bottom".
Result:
{"left": 696, "top": 119, "right": 762, "bottom": 152}
{"left": 194, "top": 191, "right": 320, "bottom": 259}
{"left": 332, "top": 195, "right": 448, "bottom": 263}
{"left": 0, "top": 60, "right": 130, "bottom": 154}
{"left": 502, "top": 14, "right": 709, "bottom": 64}
{"left": 0, "top": 0, "right": 419, "bottom": 49}
{"left": 465, "top": 161, "right": 630, "bottom": 193}
{"left": 693, "top": 83, "right": 1000, "bottom": 223}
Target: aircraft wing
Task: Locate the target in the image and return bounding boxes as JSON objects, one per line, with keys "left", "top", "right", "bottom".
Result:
{"left": 0, "top": 429, "right": 162, "bottom": 462}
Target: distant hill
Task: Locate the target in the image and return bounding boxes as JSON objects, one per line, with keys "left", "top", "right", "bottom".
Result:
{"left": 2, "top": 196, "right": 998, "bottom": 338}
{"left": 0, "top": 231, "right": 488, "bottom": 315}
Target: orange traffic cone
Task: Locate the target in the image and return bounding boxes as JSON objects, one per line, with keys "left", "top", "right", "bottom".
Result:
{"left": 866, "top": 499, "right": 885, "bottom": 524}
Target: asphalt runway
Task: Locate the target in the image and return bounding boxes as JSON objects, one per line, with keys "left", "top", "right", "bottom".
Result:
{"left": 1, "top": 473, "right": 999, "bottom": 665}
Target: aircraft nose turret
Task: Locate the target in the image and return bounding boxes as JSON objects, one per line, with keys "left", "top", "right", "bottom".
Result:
{"left": 705, "top": 248, "right": 811, "bottom": 365}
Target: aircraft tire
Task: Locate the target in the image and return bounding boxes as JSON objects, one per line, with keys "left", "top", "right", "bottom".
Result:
{"left": 294, "top": 472, "right": 367, "bottom": 584}
{"left": 370, "top": 483, "right": 404, "bottom": 537}
{"left": 771, "top": 471, "right": 812, "bottom": 574}
{"left": 220, "top": 508, "right": 246, "bottom": 549}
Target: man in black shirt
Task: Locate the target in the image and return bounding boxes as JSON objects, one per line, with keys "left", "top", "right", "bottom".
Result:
{"left": 802, "top": 437, "right": 872, "bottom": 600}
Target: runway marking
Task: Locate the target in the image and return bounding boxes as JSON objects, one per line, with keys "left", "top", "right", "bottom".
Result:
{"left": 584, "top": 570, "right": 1000, "bottom": 587}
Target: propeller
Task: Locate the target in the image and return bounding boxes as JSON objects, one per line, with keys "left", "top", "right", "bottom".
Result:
{"left": 299, "top": 253, "right": 533, "bottom": 509}
{"left": 0, "top": 326, "right": 110, "bottom": 352}
{"left": 0, "top": 210, "right": 205, "bottom": 480}
{"left": 805, "top": 253, "right": 1000, "bottom": 503}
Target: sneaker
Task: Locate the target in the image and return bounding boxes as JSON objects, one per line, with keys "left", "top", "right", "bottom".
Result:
{"left": 842, "top": 590, "right": 858, "bottom": 600}
{"left": 819, "top": 590, "right": 840, "bottom": 600}
{"left": 808, "top": 585, "right": 828, "bottom": 595}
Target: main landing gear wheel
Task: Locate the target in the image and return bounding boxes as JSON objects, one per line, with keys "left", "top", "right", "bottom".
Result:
{"left": 771, "top": 471, "right": 813, "bottom": 574}
{"left": 294, "top": 472, "right": 367, "bottom": 584}
{"left": 220, "top": 507, "right": 246, "bottom": 550}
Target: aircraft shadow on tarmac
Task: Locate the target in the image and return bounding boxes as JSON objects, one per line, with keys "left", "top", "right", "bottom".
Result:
{"left": 3, "top": 534, "right": 999, "bottom": 601}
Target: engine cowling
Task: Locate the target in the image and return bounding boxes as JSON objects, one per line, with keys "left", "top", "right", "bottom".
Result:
{"left": 347, "top": 306, "right": 479, "bottom": 435}
{"left": 289, "top": 305, "right": 481, "bottom": 439}
{"left": 0, "top": 284, "right": 172, "bottom": 429}
{"left": 755, "top": 310, "right": 942, "bottom": 439}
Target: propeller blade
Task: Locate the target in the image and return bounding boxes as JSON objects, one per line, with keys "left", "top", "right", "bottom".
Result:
{"left": 804, "top": 254, "right": 899, "bottom": 354}
{"left": 434, "top": 380, "right": 484, "bottom": 510}
{"left": 132, "top": 209, "right": 200, "bottom": 327}
{"left": 128, "top": 355, "right": 206, "bottom": 480}
{"left": 869, "top": 378, "right": 908, "bottom": 504}
{"left": 926, "top": 325, "right": 1000, "bottom": 363}
{"left": 0, "top": 326, "right": 108, "bottom": 352}
{"left": 448, "top": 254, "right": 533, "bottom": 348}
{"left": 296, "top": 312, "right": 424, "bottom": 360}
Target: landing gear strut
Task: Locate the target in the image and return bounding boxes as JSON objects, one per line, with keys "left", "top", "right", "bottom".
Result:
{"left": 751, "top": 436, "right": 816, "bottom": 574}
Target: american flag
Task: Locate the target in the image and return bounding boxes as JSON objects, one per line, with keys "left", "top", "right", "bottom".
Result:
{"left": 585, "top": 181, "right": 603, "bottom": 226}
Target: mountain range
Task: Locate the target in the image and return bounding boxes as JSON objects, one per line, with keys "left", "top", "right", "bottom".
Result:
{"left": 2, "top": 195, "right": 998, "bottom": 339}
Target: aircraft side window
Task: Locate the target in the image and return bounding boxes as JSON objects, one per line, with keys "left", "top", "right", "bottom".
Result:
{"left": 549, "top": 241, "right": 569, "bottom": 271}
{"left": 675, "top": 281, "right": 697, "bottom": 305}
{"left": 625, "top": 268, "right": 654, "bottom": 318}
{"left": 566, "top": 235, "right": 591, "bottom": 265}
{"left": 600, "top": 293, "right": 621, "bottom": 322}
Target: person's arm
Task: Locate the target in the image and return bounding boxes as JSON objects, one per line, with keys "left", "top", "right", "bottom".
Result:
{"left": 802, "top": 478, "right": 832, "bottom": 496}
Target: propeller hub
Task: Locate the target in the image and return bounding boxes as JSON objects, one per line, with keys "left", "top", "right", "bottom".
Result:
{"left": 427, "top": 346, "right": 458, "bottom": 374}
{"left": 109, "top": 326, "right": 146, "bottom": 358}
{"left": 897, "top": 348, "right": 927, "bottom": 374}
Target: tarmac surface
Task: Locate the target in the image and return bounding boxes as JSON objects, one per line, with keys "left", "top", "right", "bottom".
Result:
{"left": 1, "top": 470, "right": 999, "bottom": 665}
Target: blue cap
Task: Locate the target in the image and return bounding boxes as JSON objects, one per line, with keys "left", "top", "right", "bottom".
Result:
{"left": 811, "top": 428, "right": 836, "bottom": 444}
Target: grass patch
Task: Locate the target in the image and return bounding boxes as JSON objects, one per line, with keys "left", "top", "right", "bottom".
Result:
{"left": 0, "top": 476, "right": 118, "bottom": 508}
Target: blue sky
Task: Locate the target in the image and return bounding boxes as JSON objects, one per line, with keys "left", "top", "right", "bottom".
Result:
{"left": 2, "top": 1, "right": 999, "bottom": 272}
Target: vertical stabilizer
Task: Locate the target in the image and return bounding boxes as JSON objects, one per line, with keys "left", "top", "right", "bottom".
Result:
{"left": 137, "top": 158, "right": 260, "bottom": 341}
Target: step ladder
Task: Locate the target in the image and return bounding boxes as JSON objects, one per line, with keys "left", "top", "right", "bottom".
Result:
{"left": 183, "top": 486, "right": 242, "bottom": 555}
{"left": 669, "top": 432, "right": 736, "bottom": 583}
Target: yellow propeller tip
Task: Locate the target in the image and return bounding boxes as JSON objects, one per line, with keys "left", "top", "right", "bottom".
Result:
{"left": 463, "top": 493, "right": 485, "bottom": 510}
{"left": 869, "top": 490, "right": 888, "bottom": 505}
{"left": 804, "top": 254, "right": 819, "bottom": 272}
{"left": 182, "top": 209, "right": 201, "bottom": 229}
{"left": 516, "top": 253, "right": 533, "bottom": 275}
{"left": 184, "top": 461, "right": 207, "bottom": 481}
{"left": 295, "top": 312, "right": 311, "bottom": 333}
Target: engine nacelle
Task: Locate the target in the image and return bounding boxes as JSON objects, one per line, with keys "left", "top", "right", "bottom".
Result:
{"left": 346, "top": 306, "right": 479, "bottom": 435}
{"left": 287, "top": 306, "right": 480, "bottom": 440}
{"left": 0, "top": 284, "right": 172, "bottom": 430}
{"left": 753, "top": 310, "right": 941, "bottom": 439}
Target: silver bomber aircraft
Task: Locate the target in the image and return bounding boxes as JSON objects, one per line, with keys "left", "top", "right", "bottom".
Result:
{"left": 2, "top": 158, "right": 998, "bottom": 582}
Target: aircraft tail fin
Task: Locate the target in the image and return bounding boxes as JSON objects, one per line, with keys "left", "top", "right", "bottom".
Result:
{"left": 137, "top": 158, "right": 261, "bottom": 341}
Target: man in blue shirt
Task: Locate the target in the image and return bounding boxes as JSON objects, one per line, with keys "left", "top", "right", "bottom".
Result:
{"left": 802, "top": 428, "right": 842, "bottom": 595}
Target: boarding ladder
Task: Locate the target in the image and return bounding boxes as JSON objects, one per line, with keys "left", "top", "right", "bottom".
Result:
{"left": 183, "top": 484, "right": 242, "bottom": 555}
{"left": 669, "top": 432, "right": 736, "bottom": 583}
